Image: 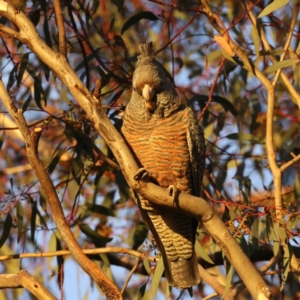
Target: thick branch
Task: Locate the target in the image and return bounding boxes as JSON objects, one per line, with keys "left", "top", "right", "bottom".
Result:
{"left": 0, "top": 3, "right": 271, "bottom": 299}
{"left": 0, "top": 80, "right": 122, "bottom": 299}
{"left": 0, "top": 270, "right": 56, "bottom": 300}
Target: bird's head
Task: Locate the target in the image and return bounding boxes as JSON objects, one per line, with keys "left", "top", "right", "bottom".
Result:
{"left": 132, "top": 41, "right": 180, "bottom": 115}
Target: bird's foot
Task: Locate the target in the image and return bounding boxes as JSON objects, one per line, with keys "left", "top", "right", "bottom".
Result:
{"left": 134, "top": 168, "right": 149, "bottom": 181}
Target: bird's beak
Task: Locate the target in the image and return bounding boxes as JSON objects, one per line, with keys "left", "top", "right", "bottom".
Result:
{"left": 142, "top": 84, "right": 157, "bottom": 111}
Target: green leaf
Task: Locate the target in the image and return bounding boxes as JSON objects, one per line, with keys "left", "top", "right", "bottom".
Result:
{"left": 47, "top": 150, "right": 66, "bottom": 174}
{"left": 0, "top": 131, "right": 6, "bottom": 150}
{"left": 273, "top": 222, "right": 280, "bottom": 256}
{"left": 17, "top": 53, "right": 29, "bottom": 87}
{"left": 0, "top": 213, "right": 12, "bottom": 248}
{"left": 30, "top": 200, "right": 37, "bottom": 242}
{"left": 151, "top": 258, "right": 164, "bottom": 298}
{"left": 225, "top": 133, "right": 263, "bottom": 143}
{"left": 175, "top": 57, "right": 183, "bottom": 69}
{"left": 121, "top": 11, "right": 159, "bottom": 34}
{"left": 143, "top": 257, "right": 151, "bottom": 275}
{"left": 280, "top": 243, "right": 292, "bottom": 291}
{"left": 235, "top": 235, "right": 250, "bottom": 257}
{"left": 164, "top": 283, "right": 171, "bottom": 300}
{"left": 132, "top": 221, "right": 148, "bottom": 250}
{"left": 137, "top": 281, "right": 147, "bottom": 299}
{"left": 22, "top": 94, "right": 32, "bottom": 111}
{"left": 258, "top": 0, "right": 290, "bottom": 18}
{"left": 16, "top": 201, "right": 24, "bottom": 243}
{"left": 79, "top": 223, "right": 113, "bottom": 246}
{"left": 74, "top": 52, "right": 95, "bottom": 72}
{"left": 223, "top": 263, "right": 234, "bottom": 297}
{"left": 88, "top": 204, "right": 115, "bottom": 216}
{"left": 188, "top": 94, "right": 237, "bottom": 116}
{"left": 251, "top": 24, "right": 260, "bottom": 57}
{"left": 56, "top": 237, "right": 64, "bottom": 286}
{"left": 42, "top": 7, "right": 52, "bottom": 48}
{"left": 7, "top": 64, "right": 18, "bottom": 91}
{"left": 250, "top": 218, "right": 261, "bottom": 250}
{"left": 195, "top": 241, "right": 214, "bottom": 264}
{"left": 265, "top": 59, "right": 299, "bottom": 74}
{"left": 34, "top": 74, "right": 43, "bottom": 109}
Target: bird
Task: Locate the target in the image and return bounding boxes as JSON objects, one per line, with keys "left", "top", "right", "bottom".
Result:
{"left": 121, "top": 41, "right": 205, "bottom": 289}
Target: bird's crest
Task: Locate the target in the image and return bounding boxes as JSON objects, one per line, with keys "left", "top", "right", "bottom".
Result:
{"left": 138, "top": 41, "right": 156, "bottom": 60}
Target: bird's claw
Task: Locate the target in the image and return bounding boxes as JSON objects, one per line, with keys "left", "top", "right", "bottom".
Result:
{"left": 134, "top": 168, "right": 149, "bottom": 181}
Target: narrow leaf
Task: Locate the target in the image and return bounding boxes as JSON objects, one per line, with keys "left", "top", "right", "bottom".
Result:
{"left": 175, "top": 57, "right": 183, "bottom": 69}
{"left": 258, "top": 0, "right": 290, "bottom": 18}
{"left": 17, "top": 53, "right": 29, "bottom": 87}
{"left": 16, "top": 201, "right": 24, "bottom": 243}
{"left": 0, "top": 131, "right": 6, "bottom": 150}
{"left": 151, "top": 258, "right": 164, "bottom": 298}
{"left": 79, "top": 223, "right": 113, "bottom": 245}
{"left": 138, "top": 282, "right": 147, "bottom": 300}
{"left": 251, "top": 25, "right": 260, "bottom": 57}
{"left": 143, "top": 257, "right": 151, "bottom": 275}
{"left": 273, "top": 222, "right": 280, "bottom": 256}
{"left": 121, "top": 11, "right": 158, "bottom": 34}
{"left": 22, "top": 94, "right": 32, "bottom": 111}
{"left": 195, "top": 241, "right": 214, "bottom": 264}
{"left": 280, "top": 243, "right": 292, "bottom": 291}
{"left": 132, "top": 221, "right": 148, "bottom": 250}
{"left": 88, "top": 204, "right": 114, "bottom": 216}
{"left": 56, "top": 237, "right": 64, "bottom": 286}
{"left": 265, "top": 59, "right": 299, "bottom": 74}
{"left": 31, "top": 200, "right": 37, "bottom": 242}
{"left": 223, "top": 263, "right": 234, "bottom": 296}
{"left": 250, "top": 218, "right": 261, "bottom": 250}
{"left": 0, "top": 214, "right": 13, "bottom": 248}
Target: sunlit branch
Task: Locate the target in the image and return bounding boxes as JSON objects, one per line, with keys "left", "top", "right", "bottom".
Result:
{"left": 245, "top": 0, "right": 300, "bottom": 110}
{"left": 272, "top": 6, "right": 299, "bottom": 86}
{"left": 0, "top": 75, "right": 122, "bottom": 299}
{"left": 53, "top": 0, "right": 67, "bottom": 59}
{"left": 0, "top": 270, "right": 56, "bottom": 300}
{"left": 280, "top": 153, "right": 300, "bottom": 172}
{"left": 0, "top": 247, "right": 146, "bottom": 261}
{"left": 0, "top": 2, "right": 272, "bottom": 299}
{"left": 120, "top": 259, "right": 140, "bottom": 295}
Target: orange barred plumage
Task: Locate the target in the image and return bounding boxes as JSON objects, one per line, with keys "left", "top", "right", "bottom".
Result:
{"left": 122, "top": 41, "right": 205, "bottom": 288}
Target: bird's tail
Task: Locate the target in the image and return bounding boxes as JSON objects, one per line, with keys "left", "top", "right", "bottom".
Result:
{"left": 164, "top": 251, "right": 200, "bottom": 289}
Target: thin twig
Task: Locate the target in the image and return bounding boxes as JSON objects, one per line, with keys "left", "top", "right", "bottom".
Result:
{"left": 0, "top": 246, "right": 146, "bottom": 261}
{"left": 53, "top": 0, "right": 67, "bottom": 58}
{"left": 272, "top": 6, "right": 299, "bottom": 86}
{"left": 198, "top": 57, "right": 226, "bottom": 120}
{"left": 245, "top": 0, "right": 300, "bottom": 110}
{"left": 280, "top": 153, "right": 300, "bottom": 172}
{"left": 120, "top": 259, "right": 140, "bottom": 294}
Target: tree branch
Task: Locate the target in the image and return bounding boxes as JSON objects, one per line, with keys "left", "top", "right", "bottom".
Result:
{"left": 0, "top": 2, "right": 271, "bottom": 299}
{"left": 200, "top": 0, "right": 283, "bottom": 222}
{"left": 244, "top": 0, "right": 300, "bottom": 110}
{"left": 0, "top": 270, "right": 56, "bottom": 300}
{"left": 272, "top": 6, "right": 298, "bottom": 86}
{"left": 53, "top": 0, "right": 67, "bottom": 58}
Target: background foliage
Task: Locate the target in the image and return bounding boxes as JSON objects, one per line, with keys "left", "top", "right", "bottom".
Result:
{"left": 0, "top": 0, "right": 300, "bottom": 299}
